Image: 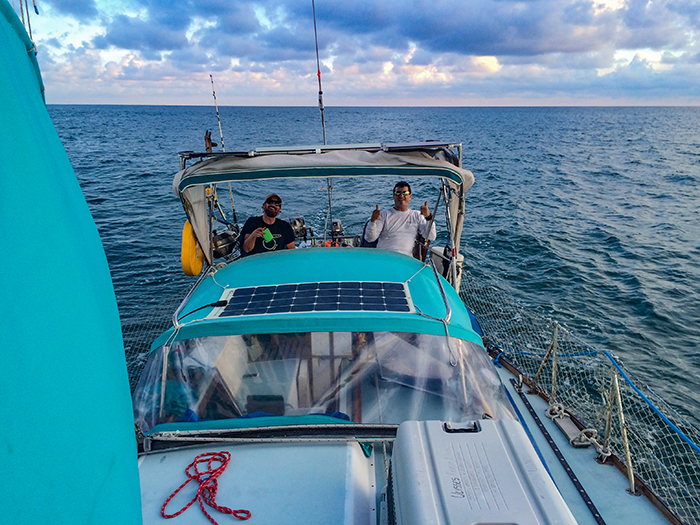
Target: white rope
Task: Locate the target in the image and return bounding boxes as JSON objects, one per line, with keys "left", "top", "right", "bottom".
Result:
{"left": 24, "top": 0, "right": 33, "bottom": 40}
{"left": 545, "top": 402, "right": 566, "bottom": 420}
{"left": 208, "top": 265, "right": 228, "bottom": 292}
{"left": 578, "top": 428, "right": 598, "bottom": 442}
{"left": 576, "top": 428, "right": 609, "bottom": 455}
{"left": 404, "top": 262, "right": 429, "bottom": 286}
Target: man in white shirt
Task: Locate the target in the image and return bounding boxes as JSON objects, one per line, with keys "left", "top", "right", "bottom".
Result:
{"left": 364, "top": 181, "right": 436, "bottom": 256}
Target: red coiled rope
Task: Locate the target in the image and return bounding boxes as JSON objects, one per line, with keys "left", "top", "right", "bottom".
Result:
{"left": 161, "top": 451, "right": 251, "bottom": 524}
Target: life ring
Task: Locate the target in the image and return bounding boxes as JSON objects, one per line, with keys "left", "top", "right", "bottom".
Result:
{"left": 181, "top": 220, "right": 204, "bottom": 276}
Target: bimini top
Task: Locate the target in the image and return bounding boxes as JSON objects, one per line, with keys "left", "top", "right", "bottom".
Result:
{"left": 174, "top": 142, "right": 474, "bottom": 265}
{"left": 174, "top": 142, "right": 473, "bottom": 192}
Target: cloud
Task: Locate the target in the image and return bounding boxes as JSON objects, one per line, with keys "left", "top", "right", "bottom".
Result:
{"left": 28, "top": 0, "right": 700, "bottom": 104}
{"left": 95, "top": 14, "right": 188, "bottom": 54}
{"left": 42, "top": 0, "right": 99, "bottom": 21}
{"left": 211, "top": 5, "right": 261, "bottom": 36}
{"left": 44, "top": 37, "right": 64, "bottom": 49}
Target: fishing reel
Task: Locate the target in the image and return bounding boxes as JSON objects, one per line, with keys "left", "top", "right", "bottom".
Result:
{"left": 212, "top": 225, "right": 240, "bottom": 259}
{"left": 288, "top": 216, "right": 313, "bottom": 241}
{"left": 331, "top": 219, "right": 344, "bottom": 238}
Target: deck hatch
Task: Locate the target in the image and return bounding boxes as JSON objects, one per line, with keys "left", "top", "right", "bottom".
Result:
{"left": 217, "top": 281, "right": 413, "bottom": 317}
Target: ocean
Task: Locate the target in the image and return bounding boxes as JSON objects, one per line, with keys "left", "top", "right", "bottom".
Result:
{"left": 47, "top": 105, "right": 700, "bottom": 426}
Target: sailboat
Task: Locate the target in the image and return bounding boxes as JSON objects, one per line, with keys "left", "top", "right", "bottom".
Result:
{"left": 3, "top": 1, "right": 698, "bottom": 523}
{"left": 129, "top": 141, "right": 697, "bottom": 524}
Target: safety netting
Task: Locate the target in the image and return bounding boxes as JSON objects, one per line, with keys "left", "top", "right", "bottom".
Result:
{"left": 123, "top": 285, "right": 194, "bottom": 391}
{"left": 122, "top": 268, "right": 700, "bottom": 523}
{"left": 460, "top": 271, "right": 700, "bottom": 525}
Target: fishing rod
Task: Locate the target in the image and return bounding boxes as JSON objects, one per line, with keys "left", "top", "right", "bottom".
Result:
{"left": 312, "top": 0, "right": 335, "bottom": 243}
{"left": 210, "top": 75, "right": 226, "bottom": 153}
{"left": 312, "top": 0, "right": 327, "bottom": 146}
{"left": 209, "top": 75, "right": 238, "bottom": 225}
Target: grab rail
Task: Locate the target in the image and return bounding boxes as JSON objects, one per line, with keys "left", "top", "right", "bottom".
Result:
{"left": 428, "top": 257, "right": 452, "bottom": 324}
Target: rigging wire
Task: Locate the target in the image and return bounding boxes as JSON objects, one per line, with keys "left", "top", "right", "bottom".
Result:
{"left": 13, "top": 0, "right": 39, "bottom": 54}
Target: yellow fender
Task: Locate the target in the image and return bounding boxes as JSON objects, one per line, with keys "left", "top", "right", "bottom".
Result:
{"left": 181, "top": 220, "right": 204, "bottom": 276}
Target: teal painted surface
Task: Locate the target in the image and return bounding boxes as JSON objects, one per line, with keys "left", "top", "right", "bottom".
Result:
{"left": 0, "top": 1, "right": 44, "bottom": 100}
{"left": 0, "top": 5, "right": 142, "bottom": 524}
{"left": 149, "top": 414, "right": 356, "bottom": 434}
{"left": 153, "top": 248, "right": 481, "bottom": 348}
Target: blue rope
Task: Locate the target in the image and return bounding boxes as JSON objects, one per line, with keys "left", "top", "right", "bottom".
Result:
{"left": 493, "top": 352, "right": 503, "bottom": 368}
{"left": 602, "top": 351, "right": 700, "bottom": 455}
{"left": 493, "top": 343, "right": 700, "bottom": 454}
{"left": 502, "top": 385, "right": 556, "bottom": 484}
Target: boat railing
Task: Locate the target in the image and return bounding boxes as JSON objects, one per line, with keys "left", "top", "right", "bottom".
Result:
{"left": 460, "top": 271, "right": 700, "bottom": 525}
{"left": 427, "top": 257, "right": 452, "bottom": 324}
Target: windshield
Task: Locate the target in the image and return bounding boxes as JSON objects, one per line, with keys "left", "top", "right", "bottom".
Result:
{"left": 133, "top": 331, "right": 515, "bottom": 431}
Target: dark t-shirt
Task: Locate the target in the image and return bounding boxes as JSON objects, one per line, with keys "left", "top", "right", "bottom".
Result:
{"left": 240, "top": 216, "right": 295, "bottom": 256}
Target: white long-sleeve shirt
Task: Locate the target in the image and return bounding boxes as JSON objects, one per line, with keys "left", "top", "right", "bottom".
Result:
{"left": 365, "top": 207, "right": 437, "bottom": 256}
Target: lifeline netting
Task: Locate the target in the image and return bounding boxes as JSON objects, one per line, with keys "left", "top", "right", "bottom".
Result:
{"left": 460, "top": 271, "right": 700, "bottom": 525}
{"left": 123, "top": 284, "right": 194, "bottom": 391}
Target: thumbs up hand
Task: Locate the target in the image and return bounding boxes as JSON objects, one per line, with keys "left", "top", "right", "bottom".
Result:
{"left": 371, "top": 205, "right": 381, "bottom": 222}
{"left": 205, "top": 130, "right": 218, "bottom": 152}
{"left": 420, "top": 201, "right": 430, "bottom": 217}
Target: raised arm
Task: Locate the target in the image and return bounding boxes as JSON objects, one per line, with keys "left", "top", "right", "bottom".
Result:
{"left": 419, "top": 202, "right": 437, "bottom": 241}
{"left": 364, "top": 205, "right": 383, "bottom": 242}
{"left": 243, "top": 228, "right": 265, "bottom": 253}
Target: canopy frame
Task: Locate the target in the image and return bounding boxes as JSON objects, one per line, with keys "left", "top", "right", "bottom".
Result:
{"left": 173, "top": 142, "right": 472, "bottom": 286}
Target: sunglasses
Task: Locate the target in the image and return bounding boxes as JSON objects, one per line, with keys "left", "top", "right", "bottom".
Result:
{"left": 394, "top": 191, "right": 411, "bottom": 196}
{"left": 265, "top": 200, "right": 282, "bottom": 206}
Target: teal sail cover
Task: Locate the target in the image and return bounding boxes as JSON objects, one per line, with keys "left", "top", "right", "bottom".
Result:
{"left": 0, "top": 3, "right": 142, "bottom": 523}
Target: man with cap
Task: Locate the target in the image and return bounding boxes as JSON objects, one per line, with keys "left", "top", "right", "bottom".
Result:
{"left": 240, "top": 193, "right": 296, "bottom": 256}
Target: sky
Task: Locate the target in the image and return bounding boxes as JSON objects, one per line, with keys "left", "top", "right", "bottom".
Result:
{"left": 11, "top": 0, "right": 700, "bottom": 105}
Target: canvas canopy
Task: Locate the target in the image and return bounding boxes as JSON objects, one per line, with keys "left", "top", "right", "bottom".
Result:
{"left": 173, "top": 146, "right": 474, "bottom": 265}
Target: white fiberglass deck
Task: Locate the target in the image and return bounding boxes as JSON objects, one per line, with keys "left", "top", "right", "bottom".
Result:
{"left": 497, "top": 366, "right": 670, "bottom": 525}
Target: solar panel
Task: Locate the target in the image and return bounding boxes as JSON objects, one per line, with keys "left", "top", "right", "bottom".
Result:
{"left": 218, "top": 281, "right": 412, "bottom": 317}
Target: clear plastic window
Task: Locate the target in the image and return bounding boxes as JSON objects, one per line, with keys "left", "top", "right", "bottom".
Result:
{"left": 133, "top": 331, "right": 515, "bottom": 431}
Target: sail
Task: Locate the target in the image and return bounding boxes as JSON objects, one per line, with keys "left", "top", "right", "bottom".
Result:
{"left": 0, "top": 4, "right": 142, "bottom": 523}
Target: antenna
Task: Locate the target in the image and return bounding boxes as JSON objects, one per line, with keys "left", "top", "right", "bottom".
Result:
{"left": 312, "top": 0, "right": 327, "bottom": 145}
